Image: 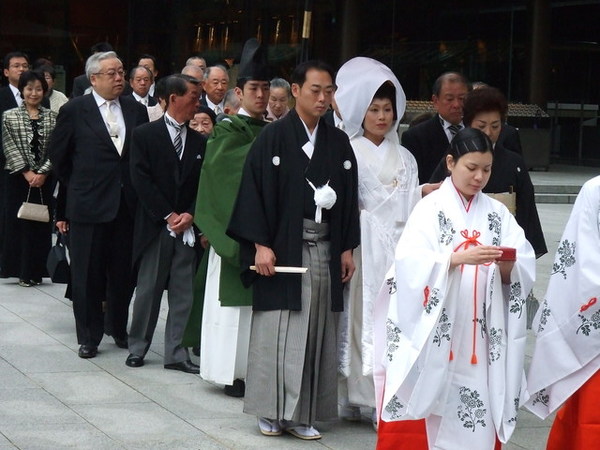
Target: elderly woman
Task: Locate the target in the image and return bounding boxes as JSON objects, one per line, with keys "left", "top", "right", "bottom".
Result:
{"left": 189, "top": 105, "right": 216, "bottom": 136}
{"left": 334, "top": 57, "right": 438, "bottom": 427}
{"left": 1, "top": 70, "right": 57, "bottom": 286}
{"left": 265, "top": 77, "right": 290, "bottom": 121}
{"left": 430, "top": 86, "right": 547, "bottom": 258}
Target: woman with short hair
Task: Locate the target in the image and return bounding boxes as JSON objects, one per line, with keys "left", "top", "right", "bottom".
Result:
{"left": 1, "top": 70, "right": 57, "bottom": 286}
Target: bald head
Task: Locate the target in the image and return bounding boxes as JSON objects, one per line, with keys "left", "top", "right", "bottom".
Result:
{"left": 181, "top": 65, "right": 204, "bottom": 82}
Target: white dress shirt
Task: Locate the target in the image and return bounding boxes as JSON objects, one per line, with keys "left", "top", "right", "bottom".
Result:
{"left": 92, "top": 90, "right": 125, "bottom": 151}
{"left": 9, "top": 84, "right": 22, "bottom": 107}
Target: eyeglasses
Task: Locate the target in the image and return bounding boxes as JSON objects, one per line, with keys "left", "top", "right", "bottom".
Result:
{"left": 94, "top": 69, "right": 125, "bottom": 78}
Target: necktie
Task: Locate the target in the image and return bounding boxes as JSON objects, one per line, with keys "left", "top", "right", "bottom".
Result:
{"left": 139, "top": 97, "right": 147, "bottom": 106}
{"left": 105, "top": 101, "right": 123, "bottom": 154}
{"left": 213, "top": 105, "right": 222, "bottom": 115}
{"left": 165, "top": 116, "right": 183, "bottom": 159}
{"left": 448, "top": 124, "right": 462, "bottom": 138}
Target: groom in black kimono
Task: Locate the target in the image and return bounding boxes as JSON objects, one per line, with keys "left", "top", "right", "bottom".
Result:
{"left": 227, "top": 60, "right": 360, "bottom": 440}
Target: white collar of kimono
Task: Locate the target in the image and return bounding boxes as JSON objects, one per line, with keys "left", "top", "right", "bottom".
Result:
{"left": 299, "top": 116, "right": 319, "bottom": 159}
{"left": 334, "top": 56, "right": 406, "bottom": 145}
{"left": 237, "top": 107, "right": 250, "bottom": 117}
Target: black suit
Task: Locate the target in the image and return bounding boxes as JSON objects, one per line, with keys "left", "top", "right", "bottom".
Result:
{"left": 401, "top": 114, "right": 451, "bottom": 184}
{"left": 128, "top": 118, "right": 206, "bottom": 363}
{"left": 124, "top": 93, "right": 158, "bottom": 107}
{"left": 497, "top": 124, "right": 522, "bottom": 155}
{"left": 48, "top": 93, "right": 149, "bottom": 347}
{"left": 70, "top": 74, "right": 90, "bottom": 98}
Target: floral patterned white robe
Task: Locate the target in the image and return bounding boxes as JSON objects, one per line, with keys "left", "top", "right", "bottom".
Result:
{"left": 379, "top": 178, "right": 535, "bottom": 449}
{"left": 525, "top": 175, "right": 600, "bottom": 418}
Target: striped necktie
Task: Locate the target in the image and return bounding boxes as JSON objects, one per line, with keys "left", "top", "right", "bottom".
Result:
{"left": 165, "top": 116, "right": 183, "bottom": 159}
{"left": 448, "top": 124, "right": 462, "bottom": 137}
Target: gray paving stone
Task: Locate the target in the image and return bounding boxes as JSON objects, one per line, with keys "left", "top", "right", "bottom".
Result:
{"left": 0, "top": 423, "right": 124, "bottom": 450}
{"left": 94, "top": 356, "right": 201, "bottom": 387}
{"left": 0, "top": 321, "right": 61, "bottom": 346}
{"left": 0, "top": 359, "right": 37, "bottom": 390}
{"left": 71, "top": 402, "right": 204, "bottom": 446}
{"left": 0, "top": 344, "right": 100, "bottom": 374}
{"left": 137, "top": 381, "right": 245, "bottom": 420}
{"left": 29, "top": 371, "right": 151, "bottom": 405}
{"left": 0, "top": 306, "right": 20, "bottom": 323}
{"left": 0, "top": 388, "right": 85, "bottom": 425}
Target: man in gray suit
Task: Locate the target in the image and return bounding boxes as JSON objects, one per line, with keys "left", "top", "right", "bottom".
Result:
{"left": 126, "top": 74, "right": 206, "bottom": 373}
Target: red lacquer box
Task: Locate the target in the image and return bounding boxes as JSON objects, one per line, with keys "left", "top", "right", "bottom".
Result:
{"left": 497, "top": 247, "right": 516, "bottom": 261}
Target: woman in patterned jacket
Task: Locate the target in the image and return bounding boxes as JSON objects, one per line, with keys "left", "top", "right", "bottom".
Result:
{"left": 1, "top": 70, "right": 57, "bottom": 286}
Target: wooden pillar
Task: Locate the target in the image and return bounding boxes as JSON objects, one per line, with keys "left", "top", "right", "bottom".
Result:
{"left": 528, "top": 0, "right": 550, "bottom": 108}
{"left": 339, "top": 0, "right": 359, "bottom": 67}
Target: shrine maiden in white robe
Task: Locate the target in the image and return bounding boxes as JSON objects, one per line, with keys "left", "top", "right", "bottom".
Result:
{"left": 335, "top": 57, "right": 421, "bottom": 409}
{"left": 379, "top": 178, "right": 535, "bottom": 449}
{"left": 525, "top": 175, "right": 600, "bottom": 418}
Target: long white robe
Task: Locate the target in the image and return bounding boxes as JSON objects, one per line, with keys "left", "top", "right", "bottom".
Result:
{"left": 378, "top": 178, "right": 535, "bottom": 449}
{"left": 334, "top": 56, "right": 422, "bottom": 411}
{"left": 525, "top": 175, "right": 600, "bottom": 418}
{"left": 338, "top": 136, "right": 420, "bottom": 408}
{"left": 200, "top": 247, "right": 251, "bottom": 385}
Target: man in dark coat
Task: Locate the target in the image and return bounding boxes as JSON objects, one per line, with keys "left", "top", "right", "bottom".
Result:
{"left": 227, "top": 60, "right": 360, "bottom": 439}
{"left": 49, "top": 51, "right": 149, "bottom": 358}
{"left": 125, "top": 74, "right": 206, "bottom": 373}
{"left": 401, "top": 72, "right": 469, "bottom": 183}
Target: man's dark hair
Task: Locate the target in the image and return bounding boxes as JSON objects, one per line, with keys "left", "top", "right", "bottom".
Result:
{"left": 432, "top": 72, "right": 469, "bottom": 97}
{"left": 90, "top": 42, "right": 113, "bottom": 54}
{"left": 164, "top": 74, "right": 199, "bottom": 107}
{"left": 18, "top": 70, "right": 48, "bottom": 96}
{"left": 462, "top": 86, "right": 508, "bottom": 126}
{"left": 290, "top": 60, "right": 335, "bottom": 87}
{"left": 138, "top": 53, "right": 157, "bottom": 67}
{"left": 3, "top": 51, "right": 29, "bottom": 70}
{"left": 154, "top": 77, "right": 168, "bottom": 101}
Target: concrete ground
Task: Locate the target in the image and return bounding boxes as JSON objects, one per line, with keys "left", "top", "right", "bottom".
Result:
{"left": 0, "top": 166, "right": 597, "bottom": 449}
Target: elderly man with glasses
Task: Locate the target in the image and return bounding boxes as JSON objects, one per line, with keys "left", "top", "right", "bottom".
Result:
{"left": 48, "top": 51, "right": 149, "bottom": 359}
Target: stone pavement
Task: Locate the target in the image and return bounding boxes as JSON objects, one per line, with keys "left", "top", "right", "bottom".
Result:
{"left": 0, "top": 166, "right": 597, "bottom": 449}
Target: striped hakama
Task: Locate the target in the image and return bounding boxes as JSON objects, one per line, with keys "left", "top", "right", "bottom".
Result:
{"left": 243, "top": 219, "right": 338, "bottom": 424}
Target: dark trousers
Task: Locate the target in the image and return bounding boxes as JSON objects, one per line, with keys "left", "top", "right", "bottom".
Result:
{"left": 69, "top": 199, "right": 135, "bottom": 346}
{"left": 128, "top": 228, "right": 197, "bottom": 364}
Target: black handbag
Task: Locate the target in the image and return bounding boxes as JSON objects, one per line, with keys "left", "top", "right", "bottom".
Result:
{"left": 46, "top": 233, "right": 70, "bottom": 284}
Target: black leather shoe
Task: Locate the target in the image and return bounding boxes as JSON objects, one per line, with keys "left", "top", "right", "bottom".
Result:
{"left": 125, "top": 354, "right": 144, "bottom": 368}
{"left": 113, "top": 336, "right": 128, "bottom": 349}
{"left": 78, "top": 345, "right": 98, "bottom": 359}
{"left": 164, "top": 360, "right": 199, "bottom": 374}
{"left": 224, "top": 378, "right": 245, "bottom": 397}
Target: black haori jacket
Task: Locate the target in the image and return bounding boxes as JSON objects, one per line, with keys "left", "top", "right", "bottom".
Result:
{"left": 227, "top": 109, "right": 360, "bottom": 312}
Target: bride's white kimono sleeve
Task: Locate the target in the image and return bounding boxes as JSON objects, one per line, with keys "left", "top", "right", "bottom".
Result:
{"left": 379, "top": 179, "right": 535, "bottom": 448}
{"left": 525, "top": 175, "right": 600, "bottom": 419}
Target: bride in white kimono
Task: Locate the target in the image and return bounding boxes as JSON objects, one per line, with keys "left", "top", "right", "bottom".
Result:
{"left": 334, "top": 57, "right": 435, "bottom": 423}
{"left": 377, "top": 128, "right": 535, "bottom": 449}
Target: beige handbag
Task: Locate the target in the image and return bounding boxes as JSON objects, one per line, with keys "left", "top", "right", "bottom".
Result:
{"left": 17, "top": 187, "right": 50, "bottom": 223}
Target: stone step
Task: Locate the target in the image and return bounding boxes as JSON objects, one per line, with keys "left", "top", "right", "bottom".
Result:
{"left": 535, "top": 193, "right": 579, "bottom": 204}
{"left": 533, "top": 184, "right": 581, "bottom": 195}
